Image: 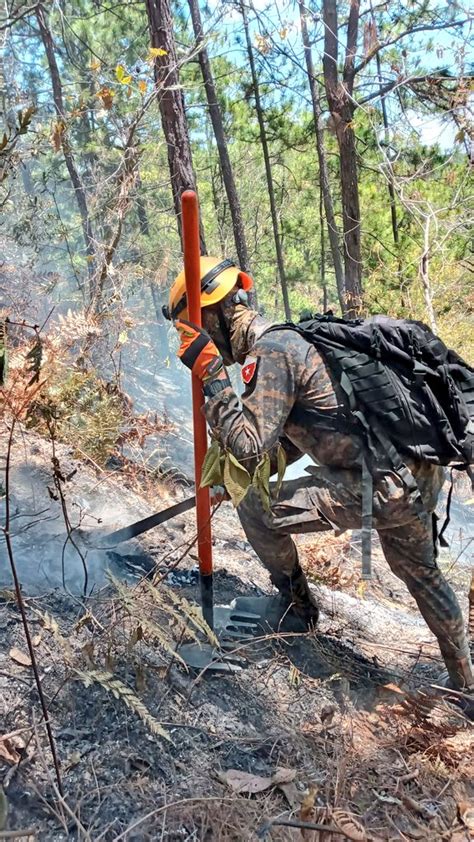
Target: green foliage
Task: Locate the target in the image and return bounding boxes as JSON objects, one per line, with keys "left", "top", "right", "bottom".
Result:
{"left": 30, "top": 371, "right": 124, "bottom": 464}
{"left": 201, "top": 441, "right": 287, "bottom": 510}
{"left": 1, "top": 0, "right": 471, "bottom": 362}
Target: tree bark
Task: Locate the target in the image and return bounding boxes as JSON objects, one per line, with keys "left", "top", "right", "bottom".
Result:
{"left": 241, "top": 1, "right": 291, "bottom": 320}
{"left": 145, "top": 0, "right": 206, "bottom": 253}
{"left": 322, "top": 0, "right": 363, "bottom": 318}
{"left": 188, "top": 0, "right": 250, "bottom": 273}
{"left": 299, "top": 0, "right": 345, "bottom": 314}
{"left": 36, "top": 3, "right": 97, "bottom": 299}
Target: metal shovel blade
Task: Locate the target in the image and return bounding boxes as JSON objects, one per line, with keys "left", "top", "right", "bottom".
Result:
{"left": 178, "top": 643, "right": 245, "bottom": 673}
{"left": 213, "top": 604, "right": 261, "bottom": 643}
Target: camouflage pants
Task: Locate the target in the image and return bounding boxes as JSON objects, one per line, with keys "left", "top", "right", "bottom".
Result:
{"left": 237, "top": 465, "right": 473, "bottom": 690}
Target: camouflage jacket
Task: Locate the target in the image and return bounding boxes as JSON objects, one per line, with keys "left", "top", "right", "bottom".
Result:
{"left": 204, "top": 307, "right": 443, "bottom": 510}
{"left": 204, "top": 308, "right": 362, "bottom": 475}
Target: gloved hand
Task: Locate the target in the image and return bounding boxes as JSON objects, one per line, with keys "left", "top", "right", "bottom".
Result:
{"left": 174, "top": 319, "right": 224, "bottom": 382}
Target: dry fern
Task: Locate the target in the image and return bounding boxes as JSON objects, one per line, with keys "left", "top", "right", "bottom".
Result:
{"left": 72, "top": 668, "right": 171, "bottom": 741}
{"left": 143, "top": 580, "right": 220, "bottom": 648}
{"left": 109, "top": 573, "right": 188, "bottom": 667}
{"left": 55, "top": 309, "right": 100, "bottom": 347}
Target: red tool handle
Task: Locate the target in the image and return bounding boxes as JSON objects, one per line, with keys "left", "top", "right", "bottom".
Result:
{"left": 181, "top": 190, "right": 214, "bottom": 628}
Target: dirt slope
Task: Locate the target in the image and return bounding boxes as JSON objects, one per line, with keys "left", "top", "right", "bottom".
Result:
{"left": 1, "top": 430, "right": 473, "bottom": 840}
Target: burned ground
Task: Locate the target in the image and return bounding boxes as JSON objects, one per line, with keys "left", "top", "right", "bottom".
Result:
{"left": 0, "top": 430, "right": 473, "bottom": 841}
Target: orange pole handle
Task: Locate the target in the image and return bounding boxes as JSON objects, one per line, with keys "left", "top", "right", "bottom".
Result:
{"left": 181, "top": 191, "right": 213, "bottom": 592}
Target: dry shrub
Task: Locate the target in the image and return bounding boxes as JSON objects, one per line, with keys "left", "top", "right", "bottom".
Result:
{"left": 2, "top": 312, "right": 170, "bottom": 466}
{"left": 302, "top": 531, "right": 354, "bottom": 589}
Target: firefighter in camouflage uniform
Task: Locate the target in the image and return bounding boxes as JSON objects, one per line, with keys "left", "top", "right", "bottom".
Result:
{"left": 166, "top": 256, "right": 474, "bottom": 694}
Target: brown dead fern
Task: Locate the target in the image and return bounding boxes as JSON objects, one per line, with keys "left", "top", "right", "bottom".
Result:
{"left": 72, "top": 668, "right": 171, "bottom": 741}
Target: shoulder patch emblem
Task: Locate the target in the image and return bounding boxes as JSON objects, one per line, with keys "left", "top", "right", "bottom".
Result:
{"left": 242, "top": 356, "right": 257, "bottom": 385}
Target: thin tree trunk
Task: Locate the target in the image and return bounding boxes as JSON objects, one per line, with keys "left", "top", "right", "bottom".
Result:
{"left": 241, "top": 1, "right": 291, "bottom": 320}
{"left": 320, "top": 183, "right": 328, "bottom": 313}
{"left": 188, "top": 0, "right": 250, "bottom": 272}
{"left": 145, "top": 0, "right": 206, "bottom": 253}
{"left": 420, "top": 214, "right": 437, "bottom": 332}
{"left": 36, "top": 3, "right": 97, "bottom": 299}
{"left": 299, "top": 0, "right": 345, "bottom": 314}
{"left": 322, "top": 0, "right": 362, "bottom": 318}
{"left": 375, "top": 52, "right": 399, "bottom": 247}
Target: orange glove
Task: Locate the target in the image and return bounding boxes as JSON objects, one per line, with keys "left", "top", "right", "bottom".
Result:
{"left": 175, "top": 319, "right": 224, "bottom": 382}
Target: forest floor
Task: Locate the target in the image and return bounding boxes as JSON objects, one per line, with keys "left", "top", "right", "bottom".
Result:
{"left": 1, "top": 429, "right": 473, "bottom": 841}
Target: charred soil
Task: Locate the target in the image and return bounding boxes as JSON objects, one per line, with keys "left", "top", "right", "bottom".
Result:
{"left": 1, "top": 431, "right": 473, "bottom": 841}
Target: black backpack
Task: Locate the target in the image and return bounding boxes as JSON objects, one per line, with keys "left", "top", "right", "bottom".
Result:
{"left": 267, "top": 314, "right": 474, "bottom": 576}
{"left": 292, "top": 313, "right": 474, "bottom": 469}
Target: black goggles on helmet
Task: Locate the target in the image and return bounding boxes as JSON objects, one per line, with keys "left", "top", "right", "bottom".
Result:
{"left": 162, "top": 258, "right": 236, "bottom": 321}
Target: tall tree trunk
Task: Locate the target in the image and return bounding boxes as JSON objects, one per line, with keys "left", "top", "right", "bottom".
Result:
{"left": 298, "top": 0, "right": 345, "bottom": 314}
{"left": 145, "top": 0, "right": 206, "bottom": 253}
{"left": 241, "top": 1, "right": 291, "bottom": 320}
{"left": 36, "top": 3, "right": 97, "bottom": 299}
{"left": 188, "top": 0, "right": 250, "bottom": 273}
{"left": 322, "top": 0, "right": 362, "bottom": 318}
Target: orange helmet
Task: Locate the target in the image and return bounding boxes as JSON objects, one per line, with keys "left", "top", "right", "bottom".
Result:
{"left": 164, "top": 256, "right": 253, "bottom": 321}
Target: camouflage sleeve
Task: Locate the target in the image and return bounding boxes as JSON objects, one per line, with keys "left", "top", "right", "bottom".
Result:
{"left": 204, "top": 340, "right": 300, "bottom": 474}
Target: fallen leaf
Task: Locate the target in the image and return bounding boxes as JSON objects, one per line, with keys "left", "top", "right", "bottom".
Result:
{"left": 221, "top": 769, "right": 273, "bottom": 794}
{"left": 9, "top": 647, "right": 32, "bottom": 667}
{"left": 220, "top": 767, "right": 296, "bottom": 795}
{"left": 32, "top": 634, "right": 42, "bottom": 647}
{"left": 278, "top": 781, "right": 302, "bottom": 809}
{"left": 272, "top": 767, "right": 296, "bottom": 785}
{"left": 332, "top": 809, "right": 367, "bottom": 841}
{"left": 458, "top": 801, "right": 474, "bottom": 833}
{"left": 0, "top": 738, "right": 22, "bottom": 765}
{"left": 382, "top": 682, "right": 405, "bottom": 695}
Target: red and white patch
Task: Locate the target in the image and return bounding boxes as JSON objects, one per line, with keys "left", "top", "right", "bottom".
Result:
{"left": 242, "top": 356, "right": 257, "bottom": 385}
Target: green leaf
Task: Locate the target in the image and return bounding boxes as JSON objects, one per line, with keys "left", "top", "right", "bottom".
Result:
{"left": 200, "top": 439, "right": 224, "bottom": 488}
{"left": 115, "top": 64, "right": 125, "bottom": 82}
{"left": 252, "top": 453, "right": 271, "bottom": 511}
{"left": 223, "top": 452, "right": 250, "bottom": 507}
{"left": 274, "top": 444, "right": 287, "bottom": 499}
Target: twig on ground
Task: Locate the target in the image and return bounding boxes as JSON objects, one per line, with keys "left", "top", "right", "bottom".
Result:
{"left": 1, "top": 420, "right": 63, "bottom": 796}
{"left": 257, "top": 816, "right": 342, "bottom": 836}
